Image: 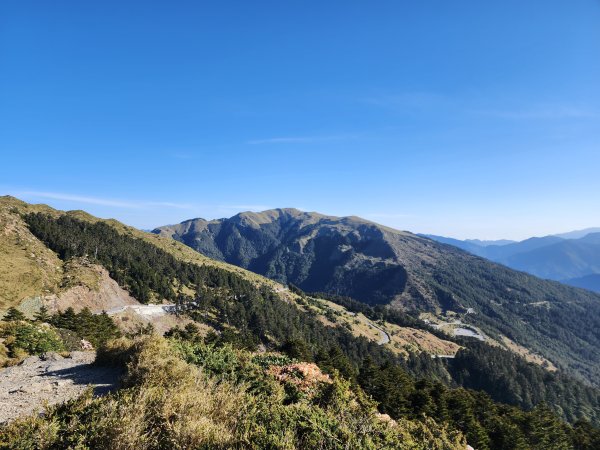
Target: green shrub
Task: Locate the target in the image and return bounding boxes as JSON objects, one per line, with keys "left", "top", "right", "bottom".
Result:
{"left": 0, "top": 321, "right": 64, "bottom": 357}
{"left": 0, "top": 335, "right": 468, "bottom": 449}
{"left": 251, "top": 353, "right": 293, "bottom": 369}
{"left": 174, "top": 339, "right": 242, "bottom": 381}
{"left": 54, "top": 328, "right": 81, "bottom": 351}
{"left": 50, "top": 307, "right": 120, "bottom": 348}
{"left": 2, "top": 307, "right": 26, "bottom": 322}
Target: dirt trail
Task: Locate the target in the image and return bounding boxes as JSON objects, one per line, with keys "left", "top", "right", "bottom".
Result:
{"left": 0, "top": 351, "right": 121, "bottom": 424}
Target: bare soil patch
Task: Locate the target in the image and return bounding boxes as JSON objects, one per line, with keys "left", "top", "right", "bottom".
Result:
{"left": 0, "top": 351, "right": 121, "bottom": 424}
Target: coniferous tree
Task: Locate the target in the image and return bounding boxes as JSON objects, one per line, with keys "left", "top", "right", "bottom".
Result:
{"left": 34, "top": 305, "right": 51, "bottom": 322}
{"left": 3, "top": 307, "right": 26, "bottom": 322}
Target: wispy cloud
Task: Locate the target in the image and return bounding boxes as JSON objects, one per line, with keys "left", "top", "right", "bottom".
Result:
{"left": 18, "top": 191, "right": 139, "bottom": 208}
{"left": 217, "top": 204, "right": 272, "bottom": 212}
{"left": 362, "top": 92, "right": 449, "bottom": 111}
{"left": 16, "top": 191, "right": 195, "bottom": 210}
{"left": 11, "top": 190, "right": 277, "bottom": 215}
{"left": 146, "top": 201, "right": 196, "bottom": 209}
{"left": 477, "top": 106, "right": 599, "bottom": 120}
{"left": 364, "top": 92, "right": 600, "bottom": 122}
{"left": 170, "top": 152, "right": 197, "bottom": 160}
{"left": 365, "top": 213, "right": 415, "bottom": 219}
{"left": 246, "top": 135, "right": 352, "bottom": 145}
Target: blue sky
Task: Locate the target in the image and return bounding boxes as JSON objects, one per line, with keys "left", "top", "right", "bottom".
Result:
{"left": 1, "top": 1, "right": 599, "bottom": 239}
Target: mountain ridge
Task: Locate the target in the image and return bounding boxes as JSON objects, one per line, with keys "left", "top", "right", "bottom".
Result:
{"left": 154, "top": 208, "right": 600, "bottom": 386}
{"left": 426, "top": 230, "right": 600, "bottom": 292}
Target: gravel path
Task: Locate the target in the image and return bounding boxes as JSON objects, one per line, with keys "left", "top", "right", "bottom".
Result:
{"left": 0, "top": 352, "right": 121, "bottom": 424}
{"left": 104, "top": 304, "right": 176, "bottom": 316}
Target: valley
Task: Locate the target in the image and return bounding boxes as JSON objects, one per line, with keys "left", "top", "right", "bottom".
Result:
{"left": 1, "top": 196, "right": 600, "bottom": 449}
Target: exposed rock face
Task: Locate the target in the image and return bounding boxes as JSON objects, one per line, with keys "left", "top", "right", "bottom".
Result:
{"left": 44, "top": 264, "right": 140, "bottom": 314}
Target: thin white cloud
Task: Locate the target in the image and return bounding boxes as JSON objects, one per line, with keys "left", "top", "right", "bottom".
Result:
{"left": 217, "top": 204, "right": 272, "bottom": 212}
{"left": 246, "top": 135, "right": 352, "bottom": 145}
{"left": 476, "top": 106, "right": 599, "bottom": 120}
{"left": 363, "top": 92, "right": 448, "bottom": 110}
{"left": 169, "top": 152, "right": 197, "bottom": 160}
{"left": 365, "top": 92, "right": 600, "bottom": 122}
{"left": 365, "top": 213, "right": 415, "bottom": 219}
{"left": 16, "top": 191, "right": 195, "bottom": 210}
{"left": 146, "top": 201, "right": 196, "bottom": 209}
{"left": 18, "top": 191, "right": 139, "bottom": 208}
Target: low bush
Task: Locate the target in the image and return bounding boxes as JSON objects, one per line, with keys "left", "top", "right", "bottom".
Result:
{"left": 0, "top": 321, "right": 64, "bottom": 360}
{"left": 0, "top": 335, "right": 467, "bottom": 449}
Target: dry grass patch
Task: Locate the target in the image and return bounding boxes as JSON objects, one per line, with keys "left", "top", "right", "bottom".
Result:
{"left": 500, "top": 335, "right": 558, "bottom": 371}
{"left": 385, "top": 323, "right": 461, "bottom": 357}
{"left": 0, "top": 204, "right": 62, "bottom": 312}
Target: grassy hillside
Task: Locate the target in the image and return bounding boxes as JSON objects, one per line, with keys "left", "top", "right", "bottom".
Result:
{"left": 2, "top": 324, "right": 599, "bottom": 449}
{"left": 0, "top": 196, "right": 281, "bottom": 313}
{"left": 0, "top": 199, "right": 62, "bottom": 310}
{"left": 0, "top": 196, "right": 460, "bottom": 360}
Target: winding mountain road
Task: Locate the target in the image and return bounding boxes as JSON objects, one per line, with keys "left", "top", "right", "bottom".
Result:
{"left": 348, "top": 312, "right": 390, "bottom": 345}
{"left": 369, "top": 319, "right": 391, "bottom": 345}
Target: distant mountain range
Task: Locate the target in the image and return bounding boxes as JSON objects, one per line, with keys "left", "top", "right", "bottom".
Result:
{"left": 464, "top": 238, "right": 516, "bottom": 247}
{"left": 424, "top": 229, "right": 600, "bottom": 292}
{"left": 154, "top": 209, "right": 600, "bottom": 385}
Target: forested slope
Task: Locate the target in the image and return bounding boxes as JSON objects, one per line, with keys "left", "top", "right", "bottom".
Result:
{"left": 10, "top": 210, "right": 600, "bottom": 448}
{"left": 154, "top": 208, "right": 600, "bottom": 386}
